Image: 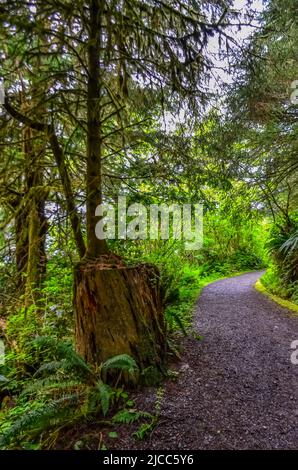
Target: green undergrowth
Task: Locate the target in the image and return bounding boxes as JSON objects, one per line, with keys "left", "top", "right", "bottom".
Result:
{"left": 0, "top": 241, "right": 266, "bottom": 449}
{"left": 164, "top": 263, "right": 262, "bottom": 333}
{"left": 261, "top": 269, "right": 298, "bottom": 307}
{"left": 264, "top": 219, "right": 298, "bottom": 307}
{"left": 255, "top": 276, "right": 298, "bottom": 314}
{"left": 0, "top": 337, "right": 157, "bottom": 450}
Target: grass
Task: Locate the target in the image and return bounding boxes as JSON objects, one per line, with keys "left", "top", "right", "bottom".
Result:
{"left": 255, "top": 278, "right": 298, "bottom": 315}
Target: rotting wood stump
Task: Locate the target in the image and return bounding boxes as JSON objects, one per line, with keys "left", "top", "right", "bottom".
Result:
{"left": 74, "top": 255, "right": 166, "bottom": 381}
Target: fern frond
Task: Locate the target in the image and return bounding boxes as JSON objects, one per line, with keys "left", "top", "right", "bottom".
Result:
{"left": 0, "top": 394, "right": 80, "bottom": 447}
{"left": 94, "top": 381, "right": 114, "bottom": 416}
{"left": 33, "top": 336, "right": 93, "bottom": 378}
{"left": 59, "top": 347, "right": 92, "bottom": 377}
{"left": 112, "top": 408, "right": 152, "bottom": 424}
{"left": 102, "top": 354, "right": 138, "bottom": 376}
{"left": 22, "top": 378, "right": 83, "bottom": 398}
{"left": 33, "top": 336, "right": 62, "bottom": 355}
{"left": 280, "top": 231, "right": 298, "bottom": 255}
{"left": 34, "top": 360, "right": 66, "bottom": 377}
{"left": 21, "top": 376, "right": 63, "bottom": 397}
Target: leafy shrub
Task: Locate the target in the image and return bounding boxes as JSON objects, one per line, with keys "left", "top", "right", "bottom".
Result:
{"left": 264, "top": 218, "right": 298, "bottom": 304}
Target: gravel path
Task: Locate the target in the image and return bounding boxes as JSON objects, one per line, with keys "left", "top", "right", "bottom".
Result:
{"left": 120, "top": 271, "right": 298, "bottom": 450}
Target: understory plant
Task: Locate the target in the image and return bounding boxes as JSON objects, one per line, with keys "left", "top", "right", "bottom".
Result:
{"left": 264, "top": 218, "right": 298, "bottom": 304}
{"left": 0, "top": 336, "right": 139, "bottom": 449}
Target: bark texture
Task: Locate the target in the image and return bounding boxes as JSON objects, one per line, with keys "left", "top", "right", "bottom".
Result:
{"left": 14, "top": 125, "right": 47, "bottom": 297}
{"left": 74, "top": 257, "right": 166, "bottom": 377}
{"left": 85, "top": 0, "right": 108, "bottom": 257}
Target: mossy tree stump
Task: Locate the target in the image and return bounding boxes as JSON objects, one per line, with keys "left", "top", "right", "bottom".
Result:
{"left": 74, "top": 256, "right": 166, "bottom": 379}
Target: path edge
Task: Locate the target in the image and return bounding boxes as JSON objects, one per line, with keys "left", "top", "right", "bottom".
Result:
{"left": 255, "top": 278, "right": 298, "bottom": 315}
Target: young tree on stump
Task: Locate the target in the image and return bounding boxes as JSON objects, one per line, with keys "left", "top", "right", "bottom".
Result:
{"left": 74, "top": 0, "right": 234, "bottom": 375}
{"left": 1, "top": 0, "right": 238, "bottom": 378}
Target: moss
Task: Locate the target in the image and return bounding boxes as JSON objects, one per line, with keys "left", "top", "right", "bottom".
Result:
{"left": 255, "top": 278, "right": 298, "bottom": 315}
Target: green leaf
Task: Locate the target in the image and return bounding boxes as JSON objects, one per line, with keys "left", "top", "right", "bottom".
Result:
{"left": 95, "top": 381, "right": 113, "bottom": 416}
{"left": 102, "top": 354, "right": 139, "bottom": 376}
{"left": 112, "top": 408, "right": 152, "bottom": 425}
{"left": 126, "top": 400, "right": 135, "bottom": 407}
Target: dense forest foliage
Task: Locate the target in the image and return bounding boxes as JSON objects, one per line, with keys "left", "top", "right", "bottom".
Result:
{"left": 0, "top": 0, "right": 297, "bottom": 450}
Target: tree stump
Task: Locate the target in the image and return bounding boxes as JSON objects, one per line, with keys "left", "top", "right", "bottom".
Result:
{"left": 74, "top": 256, "right": 166, "bottom": 380}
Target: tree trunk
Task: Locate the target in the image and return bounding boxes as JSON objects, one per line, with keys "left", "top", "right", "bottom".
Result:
{"left": 73, "top": 1, "right": 167, "bottom": 382}
{"left": 22, "top": 126, "right": 47, "bottom": 304}
{"left": 13, "top": 124, "right": 47, "bottom": 299}
{"left": 74, "top": 257, "right": 166, "bottom": 381}
{"left": 15, "top": 202, "right": 29, "bottom": 289}
{"left": 49, "top": 133, "right": 86, "bottom": 258}
{"left": 24, "top": 196, "right": 47, "bottom": 305}
{"left": 85, "top": 0, "right": 108, "bottom": 258}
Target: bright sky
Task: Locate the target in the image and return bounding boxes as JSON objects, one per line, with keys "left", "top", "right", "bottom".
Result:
{"left": 207, "top": 0, "right": 265, "bottom": 88}
{"left": 162, "top": 0, "right": 266, "bottom": 130}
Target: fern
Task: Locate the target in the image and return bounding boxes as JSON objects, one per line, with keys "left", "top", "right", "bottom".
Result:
{"left": 102, "top": 405, "right": 156, "bottom": 444}
{"left": 22, "top": 378, "right": 83, "bottom": 398}
{"left": 280, "top": 231, "right": 298, "bottom": 255}
{"left": 91, "top": 381, "right": 114, "bottom": 416}
{"left": 0, "top": 394, "right": 79, "bottom": 447}
{"left": 33, "top": 335, "right": 62, "bottom": 355}
{"left": 1, "top": 336, "right": 143, "bottom": 449}
{"left": 59, "top": 348, "right": 92, "bottom": 377}
{"left": 133, "top": 420, "right": 156, "bottom": 440}
{"left": 112, "top": 408, "right": 152, "bottom": 424}
{"left": 21, "top": 376, "right": 64, "bottom": 397}
{"left": 34, "top": 360, "right": 66, "bottom": 377}
{"left": 102, "top": 354, "right": 138, "bottom": 376}
{"left": 33, "top": 337, "right": 92, "bottom": 377}
{"left": 167, "top": 310, "right": 188, "bottom": 336}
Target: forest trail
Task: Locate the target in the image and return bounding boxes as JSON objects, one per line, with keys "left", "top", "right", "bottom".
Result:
{"left": 121, "top": 271, "right": 298, "bottom": 449}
